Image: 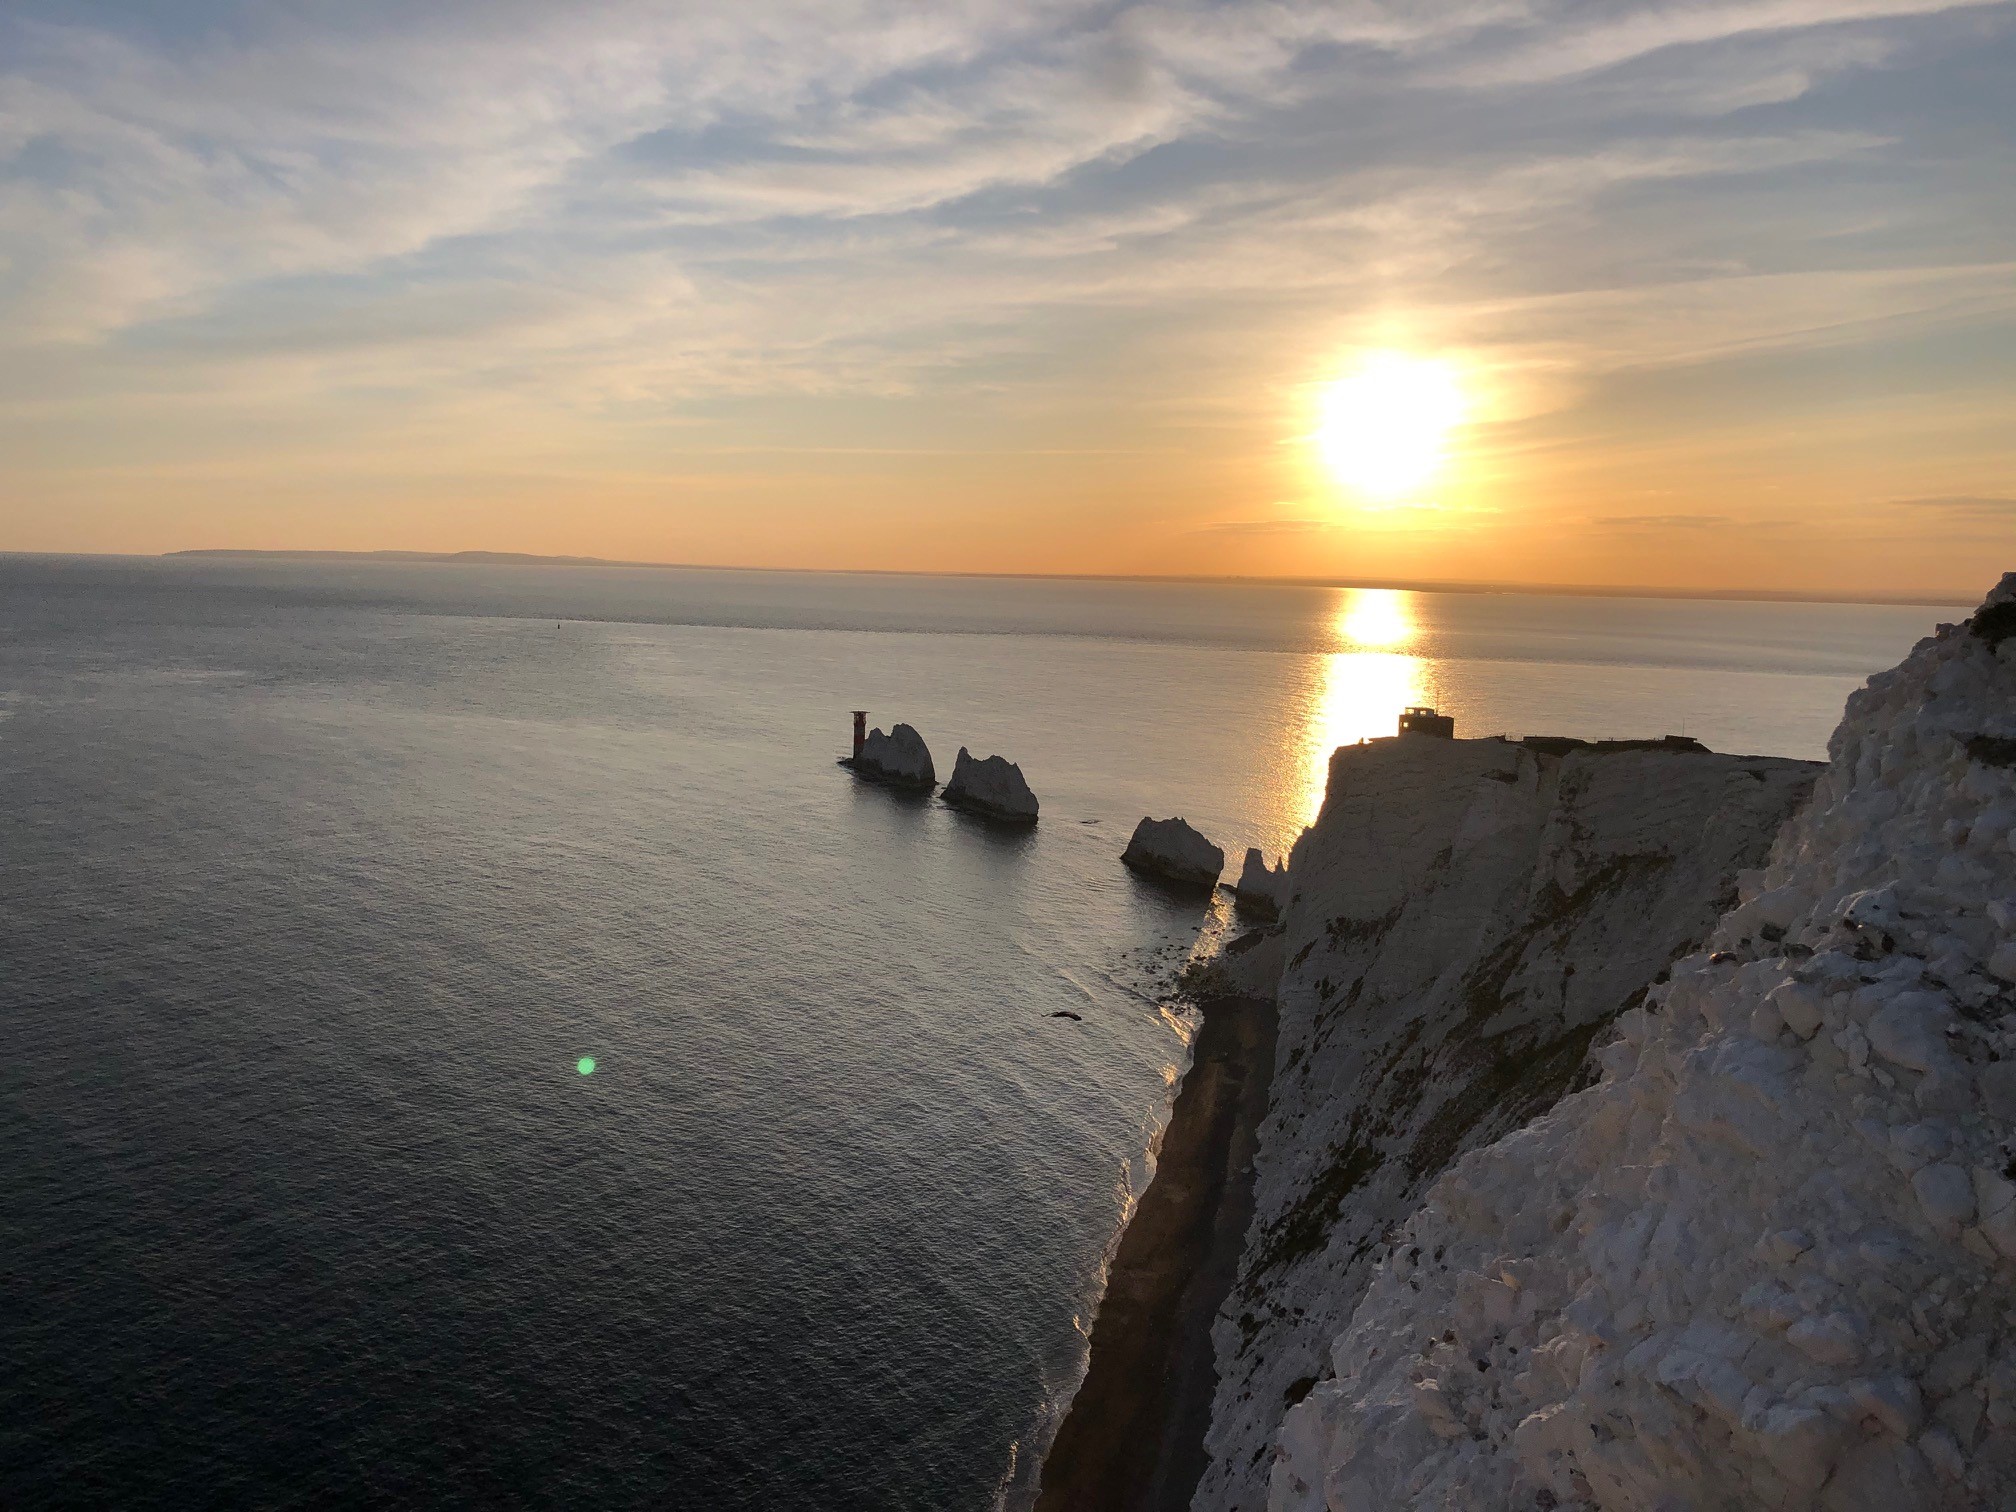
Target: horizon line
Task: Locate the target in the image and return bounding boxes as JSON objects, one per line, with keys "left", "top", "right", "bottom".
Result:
{"left": 0, "top": 547, "right": 1982, "bottom": 610}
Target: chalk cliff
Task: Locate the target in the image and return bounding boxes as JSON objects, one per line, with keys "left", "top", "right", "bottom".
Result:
{"left": 942, "top": 748, "right": 1039, "bottom": 823}
{"left": 1192, "top": 731, "right": 1821, "bottom": 1510}
{"left": 1255, "top": 583, "right": 2016, "bottom": 1510}
{"left": 853, "top": 723, "right": 935, "bottom": 789}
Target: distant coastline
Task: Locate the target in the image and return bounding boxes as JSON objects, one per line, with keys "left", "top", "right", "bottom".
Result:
{"left": 170, "top": 548, "right": 617, "bottom": 567}
{"left": 38, "top": 547, "right": 1977, "bottom": 610}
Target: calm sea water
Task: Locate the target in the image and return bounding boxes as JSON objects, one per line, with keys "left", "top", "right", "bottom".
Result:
{"left": 0, "top": 555, "right": 1961, "bottom": 1509}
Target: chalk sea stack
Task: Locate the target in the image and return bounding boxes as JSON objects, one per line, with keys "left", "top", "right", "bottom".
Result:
{"left": 941, "top": 748, "right": 1039, "bottom": 823}
{"left": 1121, "top": 816, "right": 1224, "bottom": 889}
{"left": 853, "top": 723, "right": 936, "bottom": 790}
{"left": 1233, "top": 846, "right": 1289, "bottom": 916}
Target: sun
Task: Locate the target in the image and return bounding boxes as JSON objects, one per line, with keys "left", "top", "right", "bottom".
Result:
{"left": 1312, "top": 352, "right": 1466, "bottom": 500}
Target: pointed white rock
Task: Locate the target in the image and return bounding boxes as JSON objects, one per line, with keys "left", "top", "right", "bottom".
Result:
{"left": 854, "top": 723, "right": 935, "bottom": 789}
{"left": 941, "top": 747, "right": 1039, "bottom": 823}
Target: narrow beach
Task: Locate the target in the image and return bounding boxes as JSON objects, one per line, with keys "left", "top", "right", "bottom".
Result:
{"left": 1034, "top": 992, "right": 1278, "bottom": 1512}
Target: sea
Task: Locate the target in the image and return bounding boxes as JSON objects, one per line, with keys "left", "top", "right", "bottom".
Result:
{"left": 0, "top": 554, "right": 1966, "bottom": 1509}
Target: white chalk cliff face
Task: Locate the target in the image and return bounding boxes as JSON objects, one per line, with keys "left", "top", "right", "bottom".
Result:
{"left": 941, "top": 748, "right": 1039, "bottom": 822}
{"left": 1193, "top": 734, "right": 1819, "bottom": 1511}
{"left": 1261, "top": 580, "right": 2016, "bottom": 1510}
{"left": 855, "top": 723, "right": 935, "bottom": 789}
{"left": 1123, "top": 817, "right": 1226, "bottom": 888}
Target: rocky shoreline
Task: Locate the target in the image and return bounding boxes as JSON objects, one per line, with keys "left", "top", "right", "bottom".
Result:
{"left": 1033, "top": 991, "right": 1277, "bottom": 1512}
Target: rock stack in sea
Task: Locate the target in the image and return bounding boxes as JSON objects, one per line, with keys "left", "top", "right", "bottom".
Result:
{"left": 1234, "top": 578, "right": 2016, "bottom": 1509}
{"left": 852, "top": 723, "right": 936, "bottom": 790}
{"left": 941, "top": 748, "right": 1039, "bottom": 823}
{"left": 1121, "top": 817, "right": 1224, "bottom": 889}
{"left": 1233, "top": 847, "right": 1290, "bottom": 917}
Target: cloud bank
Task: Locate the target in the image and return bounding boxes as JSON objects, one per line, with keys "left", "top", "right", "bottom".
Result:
{"left": 1, "top": 0, "right": 2011, "bottom": 588}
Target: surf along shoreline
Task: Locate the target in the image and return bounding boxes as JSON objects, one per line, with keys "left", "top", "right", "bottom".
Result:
{"left": 1034, "top": 990, "right": 1279, "bottom": 1511}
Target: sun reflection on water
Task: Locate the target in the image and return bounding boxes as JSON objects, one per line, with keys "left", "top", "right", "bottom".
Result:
{"left": 1297, "top": 590, "right": 1428, "bottom": 822}
{"left": 1339, "top": 589, "right": 1411, "bottom": 649}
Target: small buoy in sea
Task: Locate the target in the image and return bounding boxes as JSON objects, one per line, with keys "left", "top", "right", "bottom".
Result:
{"left": 577, "top": 1056, "right": 596, "bottom": 1075}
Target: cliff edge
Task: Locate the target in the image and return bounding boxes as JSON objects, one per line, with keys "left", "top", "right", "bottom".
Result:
{"left": 1193, "top": 733, "right": 1820, "bottom": 1510}
{"left": 1262, "top": 586, "right": 2016, "bottom": 1508}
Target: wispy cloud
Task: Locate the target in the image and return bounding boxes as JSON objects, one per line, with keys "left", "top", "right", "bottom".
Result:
{"left": 0, "top": 0, "right": 2011, "bottom": 587}
{"left": 1191, "top": 518, "right": 1331, "bottom": 537}
{"left": 1592, "top": 513, "right": 1736, "bottom": 529}
{"left": 1436, "top": 0, "right": 2008, "bottom": 86}
{"left": 1890, "top": 495, "right": 2016, "bottom": 513}
{"left": 2, "top": 0, "right": 2004, "bottom": 380}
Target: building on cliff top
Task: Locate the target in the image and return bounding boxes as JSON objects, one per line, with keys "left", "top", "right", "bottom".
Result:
{"left": 1397, "top": 705, "right": 1455, "bottom": 738}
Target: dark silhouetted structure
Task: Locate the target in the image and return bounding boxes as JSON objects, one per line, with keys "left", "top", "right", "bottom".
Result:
{"left": 1399, "top": 706, "right": 1455, "bottom": 738}
{"left": 852, "top": 710, "right": 868, "bottom": 759}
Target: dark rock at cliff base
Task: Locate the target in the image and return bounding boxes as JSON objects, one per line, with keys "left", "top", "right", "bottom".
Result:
{"left": 1122, "top": 817, "right": 1225, "bottom": 889}
{"left": 849, "top": 723, "right": 935, "bottom": 789}
{"left": 941, "top": 747, "right": 1039, "bottom": 823}
{"left": 1233, "top": 847, "right": 1290, "bottom": 917}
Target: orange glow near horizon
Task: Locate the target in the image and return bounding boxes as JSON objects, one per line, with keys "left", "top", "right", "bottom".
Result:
{"left": 1313, "top": 352, "right": 1467, "bottom": 501}
{"left": 3, "top": 8, "right": 2012, "bottom": 604}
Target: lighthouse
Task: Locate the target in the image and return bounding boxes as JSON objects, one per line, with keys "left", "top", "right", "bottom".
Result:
{"left": 851, "top": 710, "right": 867, "bottom": 760}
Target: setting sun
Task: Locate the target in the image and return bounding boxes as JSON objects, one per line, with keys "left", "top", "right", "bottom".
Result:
{"left": 1313, "top": 352, "right": 1466, "bottom": 500}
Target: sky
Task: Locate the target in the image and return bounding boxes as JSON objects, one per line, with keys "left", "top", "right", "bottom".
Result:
{"left": 1, "top": 0, "right": 2011, "bottom": 596}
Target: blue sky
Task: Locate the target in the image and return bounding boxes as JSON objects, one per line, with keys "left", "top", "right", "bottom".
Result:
{"left": 2, "top": 0, "right": 2011, "bottom": 592}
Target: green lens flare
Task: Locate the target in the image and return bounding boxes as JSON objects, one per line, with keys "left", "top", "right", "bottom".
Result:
{"left": 577, "top": 1056, "right": 596, "bottom": 1076}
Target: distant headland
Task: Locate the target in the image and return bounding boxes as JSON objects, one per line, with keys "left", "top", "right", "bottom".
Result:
{"left": 169, "top": 549, "right": 620, "bottom": 567}
{"left": 156, "top": 550, "right": 1974, "bottom": 609}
